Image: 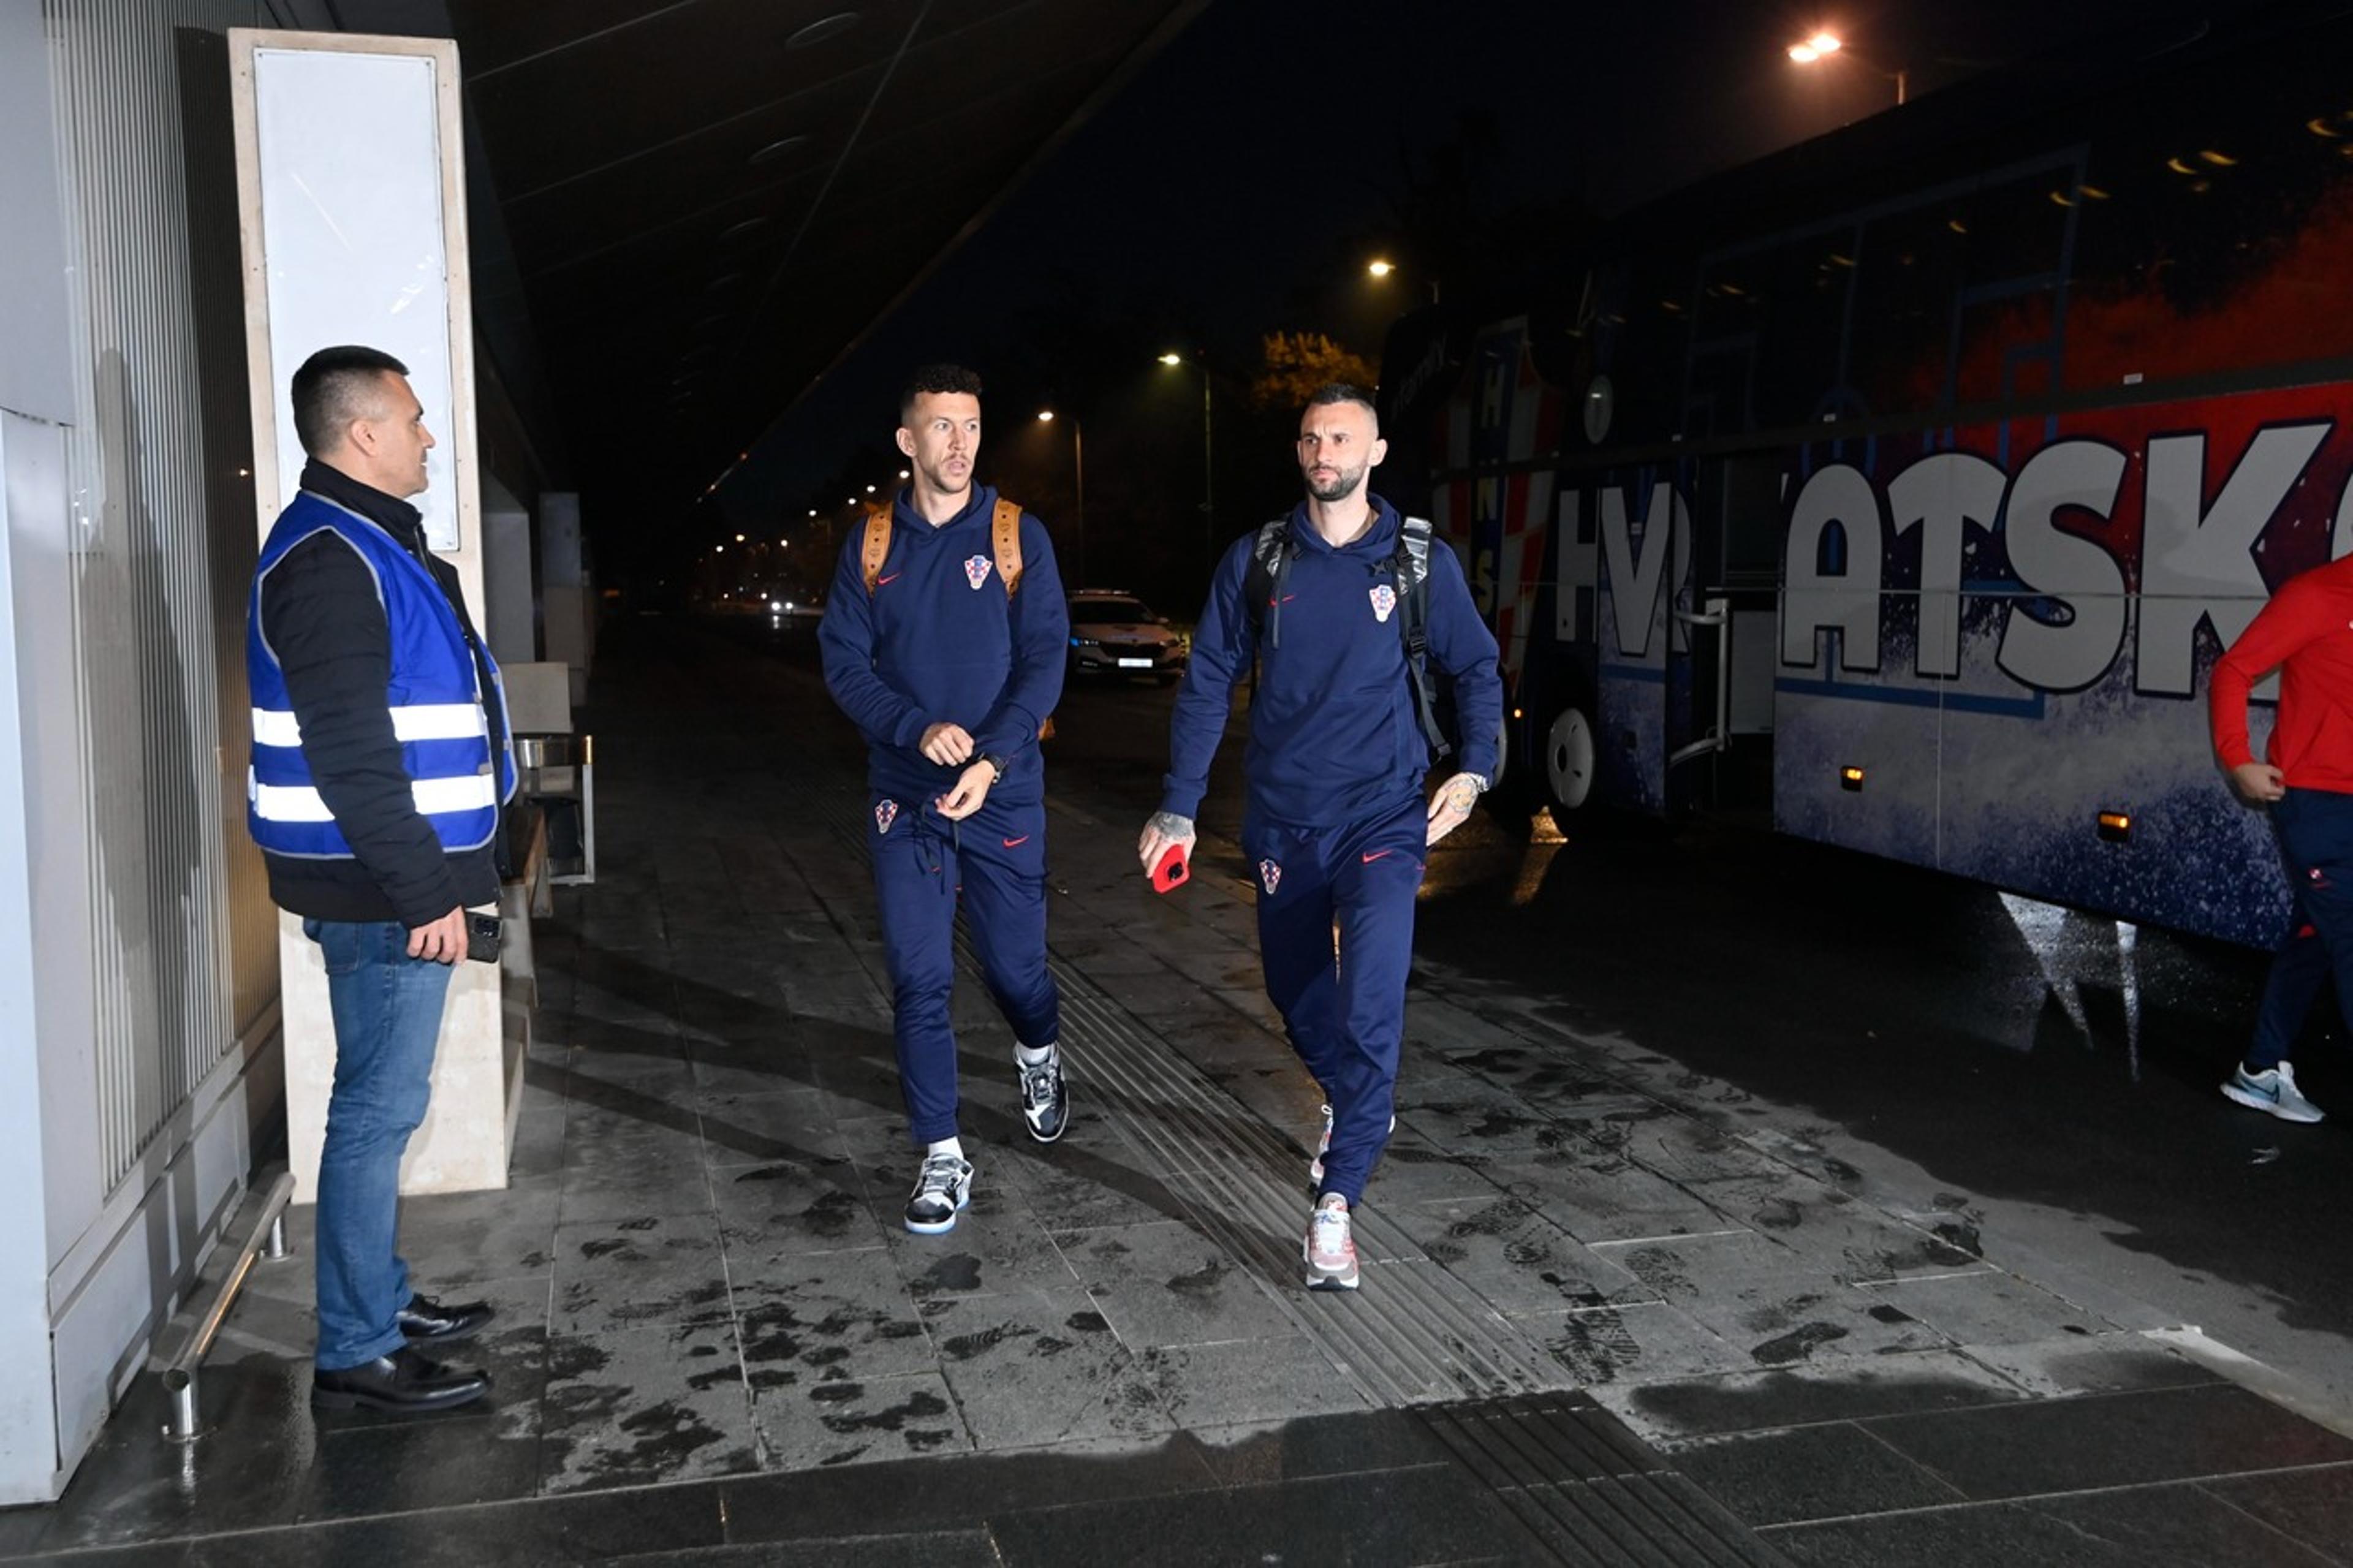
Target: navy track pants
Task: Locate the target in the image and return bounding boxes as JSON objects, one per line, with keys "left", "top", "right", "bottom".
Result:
{"left": 869, "top": 790, "right": 1059, "bottom": 1146}
{"left": 1246, "top": 792, "right": 1427, "bottom": 1205}
{"left": 2249, "top": 787, "right": 2353, "bottom": 1070}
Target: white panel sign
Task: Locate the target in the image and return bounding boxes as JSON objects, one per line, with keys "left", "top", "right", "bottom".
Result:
{"left": 246, "top": 40, "right": 466, "bottom": 550}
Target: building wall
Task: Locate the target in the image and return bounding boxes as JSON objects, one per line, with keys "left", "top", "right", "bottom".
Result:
{"left": 0, "top": 0, "right": 287, "bottom": 1499}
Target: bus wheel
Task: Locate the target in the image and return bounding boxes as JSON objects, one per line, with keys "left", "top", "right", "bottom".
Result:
{"left": 1545, "top": 705, "right": 1594, "bottom": 833}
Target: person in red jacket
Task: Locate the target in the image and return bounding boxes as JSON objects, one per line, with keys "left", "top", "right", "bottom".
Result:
{"left": 2208, "top": 552, "right": 2353, "bottom": 1123}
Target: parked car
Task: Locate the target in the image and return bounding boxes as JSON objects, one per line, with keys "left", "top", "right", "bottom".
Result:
{"left": 1066, "top": 589, "right": 1188, "bottom": 683}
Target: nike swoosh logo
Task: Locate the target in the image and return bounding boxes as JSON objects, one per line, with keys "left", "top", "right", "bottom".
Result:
{"left": 1002, "top": 835, "right": 1030, "bottom": 848}
{"left": 1362, "top": 849, "right": 1393, "bottom": 864}
{"left": 876, "top": 573, "right": 901, "bottom": 586}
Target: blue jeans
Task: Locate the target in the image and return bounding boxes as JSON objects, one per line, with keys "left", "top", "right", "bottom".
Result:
{"left": 2249, "top": 789, "right": 2353, "bottom": 1070}
{"left": 1246, "top": 792, "right": 1428, "bottom": 1205}
{"left": 305, "top": 917, "right": 453, "bottom": 1370}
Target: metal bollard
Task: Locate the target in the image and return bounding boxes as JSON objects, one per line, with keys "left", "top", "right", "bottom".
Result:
{"left": 161, "top": 1369, "right": 203, "bottom": 1445}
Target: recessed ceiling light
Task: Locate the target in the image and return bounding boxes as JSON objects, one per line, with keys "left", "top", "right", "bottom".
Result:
{"left": 749, "top": 134, "right": 809, "bottom": 167}
{"left": 786, "top": 12, "right": 860, "bottom": 49}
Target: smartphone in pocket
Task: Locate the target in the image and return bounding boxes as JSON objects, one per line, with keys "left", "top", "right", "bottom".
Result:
{"left": 464, "top": 910, "right": 502, "bottom": 964}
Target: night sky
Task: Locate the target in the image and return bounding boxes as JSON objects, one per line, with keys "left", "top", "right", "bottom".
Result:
{"left": 696, "top": 0, "right": 2215, "bottom": 602}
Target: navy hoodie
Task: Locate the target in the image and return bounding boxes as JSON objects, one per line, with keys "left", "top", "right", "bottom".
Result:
{"left": 1163, "top": 494, "right": 1502, "bottom": 830}
{"left": 820, "top": 483, "right": 1069, "bottom": 807}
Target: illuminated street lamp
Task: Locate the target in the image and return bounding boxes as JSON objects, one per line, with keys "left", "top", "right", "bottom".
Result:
{"left": 1366, "top": 255, "right": 1439, "bottom": 303}
{"left": 1787, "top": 28, "right": 1906, "bottom": 104}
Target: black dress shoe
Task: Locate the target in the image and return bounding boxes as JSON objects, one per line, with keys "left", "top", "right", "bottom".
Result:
{"left": 396, "top": 1292, "right": 496, "bottom": 1345}
{"left": 312, "top": 1346, "right": 491, "bottom": 1414}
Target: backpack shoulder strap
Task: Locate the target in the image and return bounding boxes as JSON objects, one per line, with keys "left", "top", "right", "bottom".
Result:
{"left": 992, "top": 498, "right": 1023, "bottom": 597}
{"left": 860, "top": 502, "right": 893, "bottom": 594}
{"left": 1243, "top": 518, "right": 1289, "bottom": 624}
{"left": 1398, "top": 515, "right": 1434, "bottom": 585}
{"left": 1394, "top": 516, "right": 1451, "bottom": 760}
{"left": 1244, "top": 518, "right": 1298, "bottom": 645}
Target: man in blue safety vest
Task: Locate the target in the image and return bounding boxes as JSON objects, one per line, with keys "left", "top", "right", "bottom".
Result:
{"left": 820, "top": 364, "right": 1072, "bottom": 1235}
{"left": 1140, "top": 384, "right": 1502, "bottom": 1292}
{"left": 247, "top": 345, "right": 513, "bottom": 1413}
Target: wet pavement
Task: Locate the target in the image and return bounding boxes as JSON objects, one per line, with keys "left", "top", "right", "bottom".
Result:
{"left": 8, "top": 616, "right": 2353, "bottom": 1565}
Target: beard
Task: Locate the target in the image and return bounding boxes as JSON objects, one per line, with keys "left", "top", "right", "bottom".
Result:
{"left": 1305, "top": 463, "right": 1365, "bottom": 502}
{"left": 922, "top": 458, "right": 973, "bottom": 496}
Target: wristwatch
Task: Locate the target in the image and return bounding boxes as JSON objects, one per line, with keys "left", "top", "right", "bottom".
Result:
{"left": 980, "top": 752, "right": 1008, "bottom": 783}
{"left": 1460, "top": 773, "right": 1490, "bottom": 795}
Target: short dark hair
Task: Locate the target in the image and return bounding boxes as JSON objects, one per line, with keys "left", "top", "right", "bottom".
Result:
{"left": 1305, "top": 382, "right": 1379, "bottom": 430}
{"left": 292, "top": 345, "right": 409, "bottom": 457}
{"left": 898, "top": 363, "right": 983, "bottom": 424}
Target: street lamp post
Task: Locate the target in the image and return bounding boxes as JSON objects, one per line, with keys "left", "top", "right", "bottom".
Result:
{"left": 1037, "top": 409, "right": 1086, "bottom": 586}
{"left": 1159, "top": 353, "right": 1214, "bottom": 579}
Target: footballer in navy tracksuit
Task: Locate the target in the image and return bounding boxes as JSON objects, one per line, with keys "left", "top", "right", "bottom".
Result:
{"left": 1141, "top": 384, "right": 1502, "bottom": 1291}
{"left": 819, "top": 365, "right": 1070, "bottom": 1235}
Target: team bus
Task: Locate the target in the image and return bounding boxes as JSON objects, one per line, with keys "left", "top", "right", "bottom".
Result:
{"left": 1400, "top": 1, "right": 2353, "bottom": 947}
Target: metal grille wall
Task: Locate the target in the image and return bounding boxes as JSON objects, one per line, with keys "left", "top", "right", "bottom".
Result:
{"left": 42, "top": 0, "right": 276, "bottom": 1192}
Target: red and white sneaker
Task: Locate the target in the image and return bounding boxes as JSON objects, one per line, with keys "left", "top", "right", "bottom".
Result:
{"left": 1308, "top": 1104, "right": 1395, "bottom": 1185}
{"left": 1303, "top": 1194, "right": 1360, "bottom": 1291}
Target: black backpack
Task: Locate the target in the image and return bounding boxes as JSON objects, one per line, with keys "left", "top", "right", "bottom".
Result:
{"left": 1242, "top": 514, "right": 1451, "bottom": 760}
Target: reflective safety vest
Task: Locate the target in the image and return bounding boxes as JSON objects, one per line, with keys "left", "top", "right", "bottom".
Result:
{"left": 246, "top": 491, "right": 516, "bottom": 859}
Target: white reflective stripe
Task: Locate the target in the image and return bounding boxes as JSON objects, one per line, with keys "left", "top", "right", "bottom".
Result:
{"left": 252, "top": 782, "right": 335, "bottom": 822}
{"left": 251, "top": 703, "right": 485, "bottom": 748}
{"left": 411, "top": 774, "right": 497, "bottom": 814}
{"left": 392, "top": 703, "right": 488, "bottom": 741}
{"left": 254, "top": 773, "right": 498, "bottom": 825}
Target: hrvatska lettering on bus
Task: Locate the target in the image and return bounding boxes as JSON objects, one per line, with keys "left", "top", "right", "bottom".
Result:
{"left": 1775, "top": 417, "right": 2341, "bottom": 697}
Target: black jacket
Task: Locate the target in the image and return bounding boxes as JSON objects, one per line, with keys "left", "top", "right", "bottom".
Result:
{"left": 256, "top": 460, "right": 501, "bottom": 925}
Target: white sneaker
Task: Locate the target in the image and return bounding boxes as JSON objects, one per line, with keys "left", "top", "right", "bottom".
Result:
{"left": 2221, "top": 1062, "right": 2325, "bottom": 1124}
{"left": 904, "top": 1152, "right": 974, "bottom": 1233}
{"left": 1308, "top": 1104, "right": 1396, "bottom": 1184}
{"left": 1303, "top": 1194, "right": 1359, "bottom": 1291}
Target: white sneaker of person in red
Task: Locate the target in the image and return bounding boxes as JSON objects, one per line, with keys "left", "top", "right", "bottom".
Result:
{"left": 1303, "top": 1192, "right": 1360, "bottom": 1291}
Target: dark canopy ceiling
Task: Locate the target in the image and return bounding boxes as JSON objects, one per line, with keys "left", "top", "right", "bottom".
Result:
{"left": 428, "top": 0, "right": 1203, "bottom": 524}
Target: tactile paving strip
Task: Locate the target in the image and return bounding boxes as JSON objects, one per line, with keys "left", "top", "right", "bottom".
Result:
{"left": 1417, "top": 1393, "right": 1792, "bottom": 1566}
